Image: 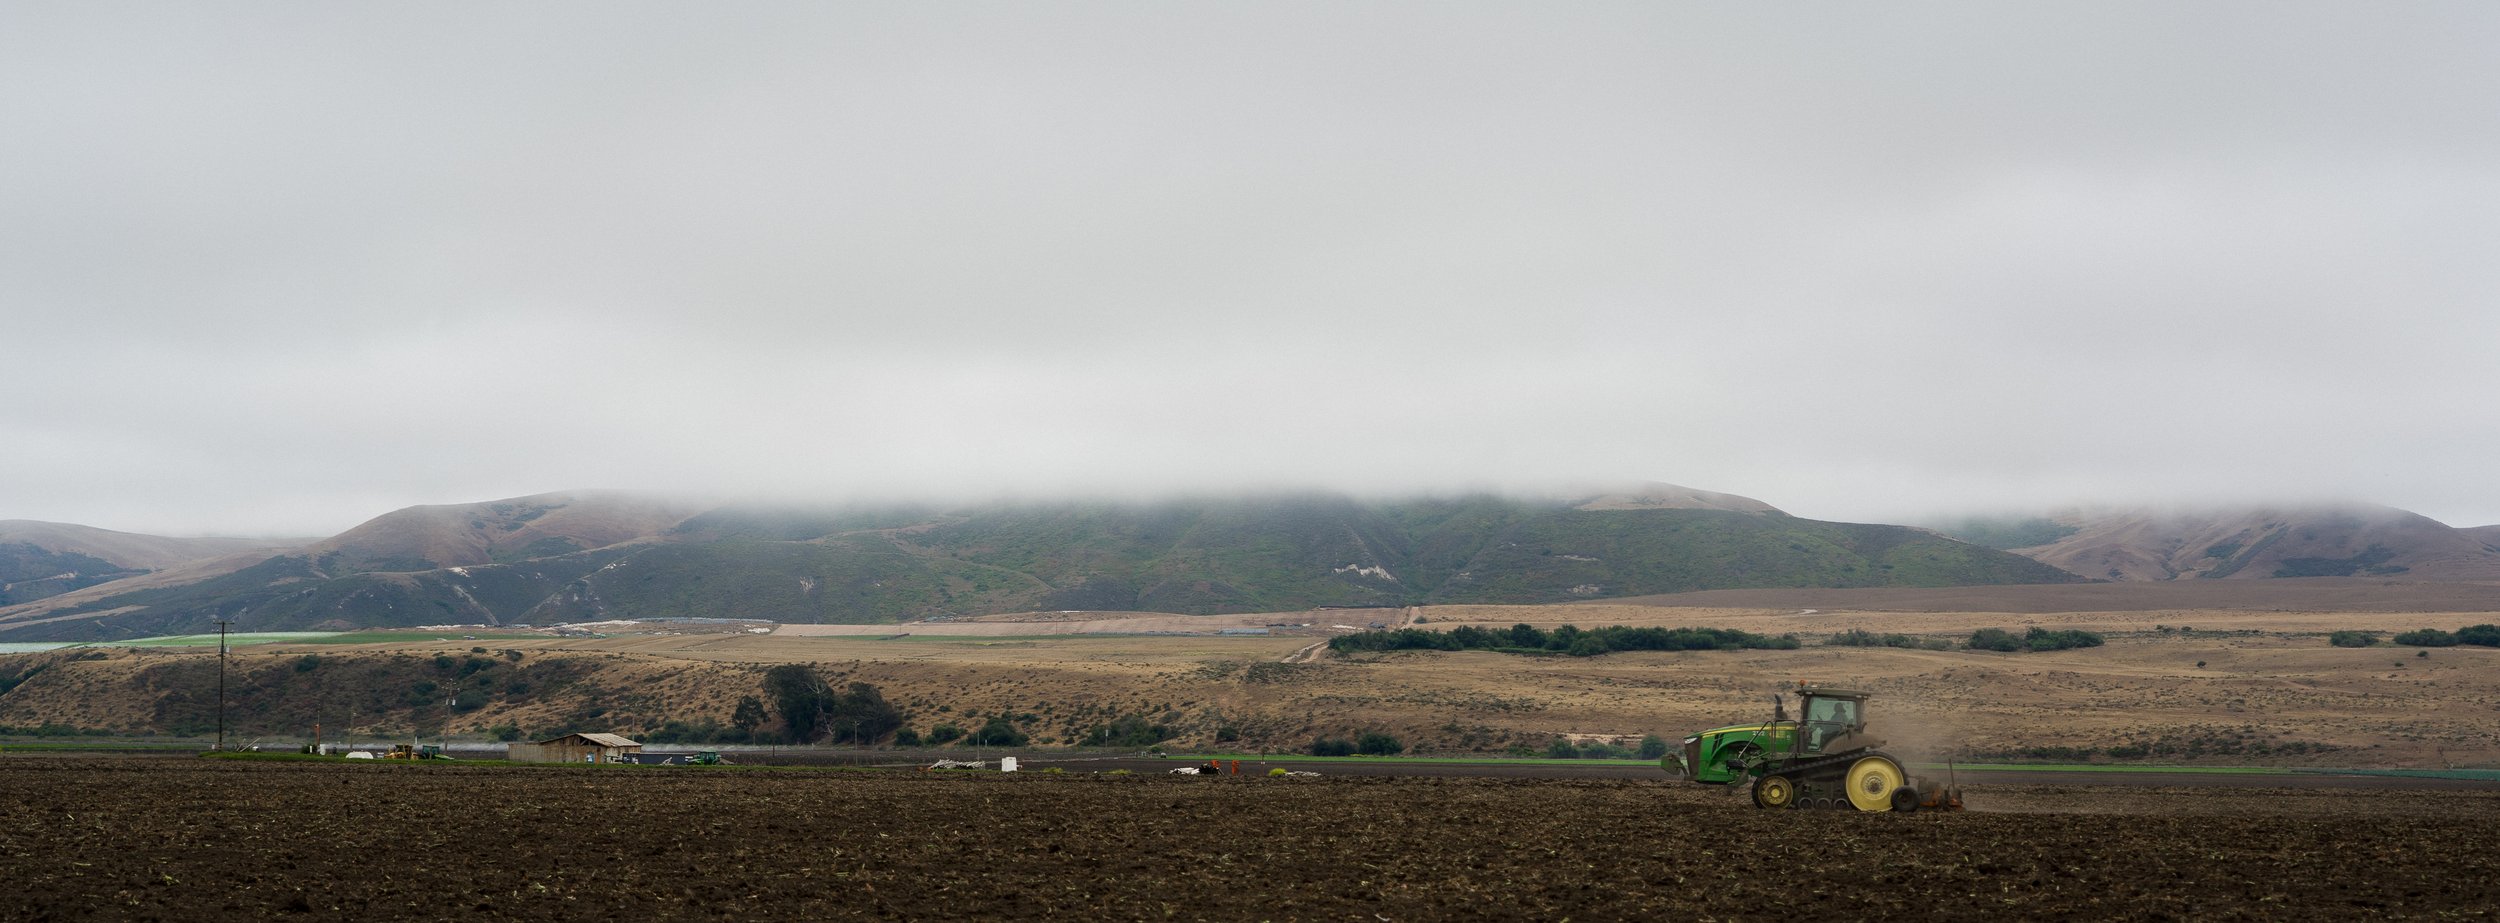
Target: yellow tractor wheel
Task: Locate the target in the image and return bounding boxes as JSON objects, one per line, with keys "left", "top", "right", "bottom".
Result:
{"left": 1753, "top": 774, "right": 1797, "bottom": 809}
{"left": 1845, "top": 755, "right": 1906, "bottom": 812}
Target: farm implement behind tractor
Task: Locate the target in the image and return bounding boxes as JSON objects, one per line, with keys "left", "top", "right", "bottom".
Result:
{"left": 1668, "top": 685, "right": 1962, "bottom": 812}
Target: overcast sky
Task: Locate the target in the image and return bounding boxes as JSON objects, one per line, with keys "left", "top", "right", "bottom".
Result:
{"left": 5, "top": 2, "right": 2498, "bottom": 536}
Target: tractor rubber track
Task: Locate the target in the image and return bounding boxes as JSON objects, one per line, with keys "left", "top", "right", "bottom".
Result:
{"left": 1765, "top": 747, "right": 1905, "bottom": 810}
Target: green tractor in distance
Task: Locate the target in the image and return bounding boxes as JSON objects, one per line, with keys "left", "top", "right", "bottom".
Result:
{"left": 1667, "top": 684, "right": 1959, "bottom": 812}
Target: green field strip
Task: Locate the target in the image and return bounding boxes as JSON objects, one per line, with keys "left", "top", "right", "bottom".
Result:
{"left": 82, "top": 630, "right": 551, "bottom": 648}
{"left": 290, "top": 631, "right": 545, "bottom": 644}
{"left": 2291, "top": 767, "right": 2500, "bottom": 782}
{"left": 1169, "top": 752, "right": 1658, "bottom": 767}
{"left": 0, "top": 740, "right": 202, "bottom": 751}
{"left": 1925, "top": 762, "right": 2296, "bottom": 775}
{"left": 857, "top": 633, "right": 1172, "bottom": 643}
{"left": 97, "top": 632, "right": 343, "bottom": 647}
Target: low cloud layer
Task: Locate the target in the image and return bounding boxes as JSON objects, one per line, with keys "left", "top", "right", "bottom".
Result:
{"left": 6, "top": 3, "right": 2497, "bottom": 535}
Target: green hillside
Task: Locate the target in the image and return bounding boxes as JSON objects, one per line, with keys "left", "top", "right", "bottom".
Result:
{"left": 1925, "top": 516, "right": 2082, "bottom": 550}
{"left": 17, "top": 547, "right": 640, "bottom": 640}
{"left": 913, "top": 496, "right": 1418, "bottom": 613}
{"left": 1424, "top": 509, "right": 2081, "bottom": 602}
{"left": 0, "top": 543, "right": 148, "bottom": 606}
{"left": 534, "top": 536, "right": 1050, "bottom": 624}
{"left": 4, "top": 493, "right": 2081, "bottom": 639}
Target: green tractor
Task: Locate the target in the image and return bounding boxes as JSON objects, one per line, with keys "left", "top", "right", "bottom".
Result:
{"left": 1667, "top": 684, "right": 1959, "bottom": 812}
{"left": 685, "top": 751, "right": 725, "bottom": 766}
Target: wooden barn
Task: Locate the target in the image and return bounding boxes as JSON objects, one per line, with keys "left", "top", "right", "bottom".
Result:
{"left": 506, "top": 732, "right": 643, "bottom": 764}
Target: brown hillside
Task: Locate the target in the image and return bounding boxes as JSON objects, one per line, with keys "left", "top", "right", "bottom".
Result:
{"left": 2013, "top": 505, "right": 2500, "bottom": 582}
{"left": 310, "top": 490, "right": 705, "bottom": 571}
{"left": 0, "top": 520, "right": 298, "bottom": 571}
{"left": 0, "top": 551, "right": 283, "bottom": 632}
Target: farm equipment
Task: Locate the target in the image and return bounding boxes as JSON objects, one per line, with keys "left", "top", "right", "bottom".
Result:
{"left": 686, "top": 751, "right": 725, "bottom": 766}
{"left": 385, "top": 744, "right": 446, "bottom": 760}
{"left": 1667, "top": 684, "right": 1962, "bottom": 812}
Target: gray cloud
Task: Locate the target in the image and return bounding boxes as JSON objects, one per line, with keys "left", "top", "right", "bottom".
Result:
{"left": 6, "top": 2, "right": 2498, "bottom": 535}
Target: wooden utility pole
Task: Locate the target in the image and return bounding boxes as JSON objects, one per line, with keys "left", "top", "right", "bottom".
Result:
{"left": 213, "top": 618, "right": 232, "bottom": 750}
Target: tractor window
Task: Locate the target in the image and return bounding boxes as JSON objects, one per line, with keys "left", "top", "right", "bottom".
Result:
{"left": 1807, "top": 698, "right": 1859, "bottom": 726}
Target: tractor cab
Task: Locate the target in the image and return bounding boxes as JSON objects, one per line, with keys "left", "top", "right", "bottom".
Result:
{"left": 1794, "top": 686, "right": 1870, "bottom": 757}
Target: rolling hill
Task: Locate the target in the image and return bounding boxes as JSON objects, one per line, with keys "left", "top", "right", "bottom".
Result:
{"left": 0, "top": 484, "right": 2080, "bottom": 640}
{"left": 1936, "top": 505, "right": 2500, "bottom": 582}
{"left": 0, "top": 521, "right": 300, "bottom": 607}
{"left": 305, "top": 489, "right": 709, "bottom": 572}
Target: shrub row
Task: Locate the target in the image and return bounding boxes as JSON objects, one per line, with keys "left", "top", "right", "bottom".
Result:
{"left": 2390, "top": 625, "right": 2500, "bottom": 648}
{"left": 1968, "top": 627, "right": 2104, "bottom": 652}
{"left": 1311, "top": 732, "right": 1404, "bottom": 756}
{"left": 1824, "top": 629, "right": 1953, "bottom": 651}
{"left": 1331, "top": 623, "right": 2112, "bottom": 656}
{"left": 1544, "top": 735, "right": 1672, "bottom": 760}
{"left": 1328, "top": 623, "right": 1800, "bottom": 657}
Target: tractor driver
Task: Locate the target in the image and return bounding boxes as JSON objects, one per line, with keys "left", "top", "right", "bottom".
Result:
{"left": 1806, "top": 697, "right": 1860, "bottom": 727}
{"left": 1803, "top": 697, "right": 1860, "bottom": 751}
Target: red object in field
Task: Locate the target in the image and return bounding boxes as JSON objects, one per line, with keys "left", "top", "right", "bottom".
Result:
{"left": 1915, "top": 781, "right": 1965, "bottom": 811}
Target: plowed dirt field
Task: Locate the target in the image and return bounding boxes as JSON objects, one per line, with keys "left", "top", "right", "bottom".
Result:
{"left": 5, "top": 757, "right": 2496, "bottom": 920}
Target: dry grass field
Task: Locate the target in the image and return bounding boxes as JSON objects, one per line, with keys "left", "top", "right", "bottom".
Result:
{"left": 5, "top": 582, "right": 2497, "bottom": 769}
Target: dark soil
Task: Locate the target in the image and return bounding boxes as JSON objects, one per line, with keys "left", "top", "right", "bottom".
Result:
{"left": 5, "top": 756, "right": 2497, "bottom": 920}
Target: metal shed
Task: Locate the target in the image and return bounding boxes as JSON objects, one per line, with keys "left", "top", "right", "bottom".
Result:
{"left": 506, "top": 732, "right": 644, "bottom": 764}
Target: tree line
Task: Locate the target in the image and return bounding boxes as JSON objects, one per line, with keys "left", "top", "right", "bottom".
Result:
{"left": 2335, "top": 625, "right": 2500, "bottom": 648}
{"left": 1327, "top": 623, "right": 1801, "bottom": 657}
{"left": 1326, "top": 622, "right": 2122, "bottom": 656}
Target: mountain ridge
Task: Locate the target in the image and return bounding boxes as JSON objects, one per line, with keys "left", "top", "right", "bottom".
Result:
{"left": 0, "top": 484, "right": 2076, "bottom": 640}
{"left": 1938, "top": 504, "right": 2500, "bottom": 582}
{"left": 0, "top": 521, "right": 304, "bottom": 608}
{"left": 307, "top": 489, "right": 709, "bottom": 573}
{"left": 0, "top": 520, "right": 298, "bottom": 571}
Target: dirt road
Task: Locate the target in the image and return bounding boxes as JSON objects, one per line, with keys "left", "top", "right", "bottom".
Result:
{"left": 1281, "top": 605, "right": 1418, "bottom": 663}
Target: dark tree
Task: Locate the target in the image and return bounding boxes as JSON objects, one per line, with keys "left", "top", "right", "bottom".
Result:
{"left": 966, "top": 716, "right": 1027, "bottom": 747}
{"left": 822, "top": 682, "right": 904, "bottom": 744}
{"left": 763, "top": 664, "right": 829, "bottom": 743}
{"left": 760, "top": 666, "right": 904, "bottom": 744}
{"left": 731, "top": 695, "right": 767, "bottom": 736}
